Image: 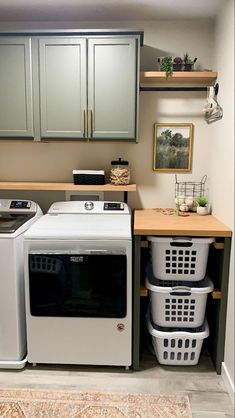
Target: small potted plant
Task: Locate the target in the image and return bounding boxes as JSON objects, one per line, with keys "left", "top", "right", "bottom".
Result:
{"left": 173, "top": 56, "right": 183, "bottom": 71}
{"left": 183, "top": 53, "right": 197, "bottom": 71}
{"left": 159, "top": 56, "right": 173, "bottom": 78}
{"left": 197, "top": 195, "right": 208, "bottom": 215}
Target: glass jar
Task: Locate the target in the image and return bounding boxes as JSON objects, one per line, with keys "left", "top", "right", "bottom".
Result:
{"left": 109, "top": 158, "right": 130, "bottom": 185}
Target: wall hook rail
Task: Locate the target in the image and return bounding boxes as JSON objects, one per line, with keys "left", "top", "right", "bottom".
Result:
{"left": 139, "top": 83, "right": 219, "bottom": 93}
{"left": 140, "top": 86, "right": 207, "bottom": 92}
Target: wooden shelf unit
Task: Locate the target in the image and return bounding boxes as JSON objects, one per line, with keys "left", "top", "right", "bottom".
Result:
{"left": 140, "top": 71, "right": 217, "bottom": 85}
{"left": 133, "top": 209, "right": 232, "bottom": 373}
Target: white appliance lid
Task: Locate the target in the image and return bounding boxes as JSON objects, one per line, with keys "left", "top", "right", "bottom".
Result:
{"left": 24, "top": 213, "right": 131, "bottom": 240}
{"left": 0, "top": 199, "right": 42, "bottom": 235}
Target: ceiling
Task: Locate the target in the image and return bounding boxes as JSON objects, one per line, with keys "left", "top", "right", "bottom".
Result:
{"left": 0, "top": 0, "right": 223, "bottom": 22}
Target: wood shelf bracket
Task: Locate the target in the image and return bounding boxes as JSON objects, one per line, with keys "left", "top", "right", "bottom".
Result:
{"left": 211, "top": 289, "right": 222, "bottom": 300}
{"left": 140, "top": 240, "right": 148, "bottom": 248}
{"left": 213, "top": 242, "right": 225, "bottom": 250}
{"left": 140, "top": 285, "right": 148, "bottom": 297}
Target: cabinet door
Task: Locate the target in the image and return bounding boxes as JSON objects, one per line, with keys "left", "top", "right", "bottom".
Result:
{"left": 0, "top": 37, "right": 34, "bottom": 138}
{"left": 88, "top": 38, "right": 138, "bottom": 140}
{"left": 39, "top": 38, "right": 86, "bottom": 139}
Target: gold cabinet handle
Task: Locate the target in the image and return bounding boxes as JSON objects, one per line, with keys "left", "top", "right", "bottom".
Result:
{"left": 82, "top": 110, "right": 86, "bottom": 137}
{"left": 89, "top": 109, "right": 93, "bottom": 138}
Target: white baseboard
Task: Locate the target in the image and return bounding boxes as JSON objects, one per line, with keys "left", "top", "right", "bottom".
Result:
{"left": 222, "top": 362, "right": 234, "bottom": 407}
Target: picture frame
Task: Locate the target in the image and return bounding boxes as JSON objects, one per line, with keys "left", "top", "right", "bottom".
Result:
{"left": 153, "top": 123, "right": 193, "bottom": 172}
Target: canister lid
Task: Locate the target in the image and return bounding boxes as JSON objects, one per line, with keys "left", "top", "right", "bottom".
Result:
{"left": 111, "top": 157, "right": 129, "bottom": 165}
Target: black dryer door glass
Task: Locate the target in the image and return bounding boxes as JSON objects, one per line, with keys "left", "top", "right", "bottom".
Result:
{"left": 29, "top": 254, "right": 127, "bottom": 318}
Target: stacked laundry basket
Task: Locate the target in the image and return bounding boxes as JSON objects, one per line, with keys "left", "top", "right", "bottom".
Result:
{"left": 146, "top": 236, "right": 214, "bottom": 366}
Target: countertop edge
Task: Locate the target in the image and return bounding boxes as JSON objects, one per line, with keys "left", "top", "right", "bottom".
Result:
{"left": 134, "top": 229, "right": 232, "bottom": 237}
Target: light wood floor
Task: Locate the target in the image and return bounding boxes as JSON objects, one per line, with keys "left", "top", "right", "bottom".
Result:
{"left": 0, "top": 349, "right": 233, "bottom": 418}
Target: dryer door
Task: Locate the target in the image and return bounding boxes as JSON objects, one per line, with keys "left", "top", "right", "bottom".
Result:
{"left": 28, "top": 251, "right": 127, "bottom": 318}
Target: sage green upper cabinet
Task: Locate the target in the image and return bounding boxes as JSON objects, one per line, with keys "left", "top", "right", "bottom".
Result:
{"left": 0, "top": 31, "right": 142, "bottom": 141}
{"left": 87, "top": 38, "right": 137, "bottom": 140}
{"left": 0, "top": 37, "right": 34, "bottom": 138}
{"left": 38, "top": 36, "right": 139, "bottom": 141}
{"left": 39, "top": 38, "right": 87, "bottom": 139}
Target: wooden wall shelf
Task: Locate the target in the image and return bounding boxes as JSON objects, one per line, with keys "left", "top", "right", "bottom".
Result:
{"left": 140, "top": 71, "right": 217, "bottom": 85}
{"left": 0, "top": 182, "right": 136, "bottom": 192}
{"left": 0, "top": 182, "right": 136, "bottom": 203}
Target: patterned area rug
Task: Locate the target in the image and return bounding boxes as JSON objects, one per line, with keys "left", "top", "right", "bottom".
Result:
{"left": 0, "top": 388, "right": 192, "bottom": 418}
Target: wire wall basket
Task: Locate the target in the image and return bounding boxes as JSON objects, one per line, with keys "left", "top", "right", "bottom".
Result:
{"left": 175, "top": 174, "right": 207, "bottom": 211}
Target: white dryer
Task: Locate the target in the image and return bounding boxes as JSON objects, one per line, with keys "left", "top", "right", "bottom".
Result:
{"left": 0, "top": 199, "right": 42, "bottom": 369}
{"left": 24, "top": 201, "right": 132, "bottom": 367}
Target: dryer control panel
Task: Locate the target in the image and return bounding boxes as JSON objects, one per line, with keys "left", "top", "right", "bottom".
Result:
{"left": 104, "top": 203, "right": 124, "bottom": 211}
{"left": 48, "top": 201, "right": 129, "bottom": 215}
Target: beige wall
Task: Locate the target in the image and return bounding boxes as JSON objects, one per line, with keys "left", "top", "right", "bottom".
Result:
{"left": 0, "top": 19, "right": 215, "bottom": 212}
{"left": 212, "top": 0, "right": 234, "bottom": 400}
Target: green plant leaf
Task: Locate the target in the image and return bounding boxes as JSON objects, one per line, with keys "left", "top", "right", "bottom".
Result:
{"left": 198, "top": 195, "right": 207, "bottom": 207}
{"left": 160, "top": 56, "right": 173, "bottom": 78}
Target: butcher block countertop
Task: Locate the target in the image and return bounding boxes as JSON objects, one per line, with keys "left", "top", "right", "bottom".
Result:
{"left": 134, "top": 209, "right": 232, "bottom": 237}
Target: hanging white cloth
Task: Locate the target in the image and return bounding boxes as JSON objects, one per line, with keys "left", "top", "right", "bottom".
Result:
{"left": 203, "top": 86, "right": 223, "bottom": 124}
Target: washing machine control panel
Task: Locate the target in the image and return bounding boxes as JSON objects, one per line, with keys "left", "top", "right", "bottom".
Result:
{"left": 10, "top": 200, "right": 31, "bottom": 209}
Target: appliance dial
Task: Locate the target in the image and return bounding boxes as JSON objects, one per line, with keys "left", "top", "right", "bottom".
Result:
{"left": 84, "top": 201, "right": 94, "bottom": 211}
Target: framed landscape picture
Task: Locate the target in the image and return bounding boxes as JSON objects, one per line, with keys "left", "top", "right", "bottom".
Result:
{"left": 153, "top": 123, "right": 193, "bottom": 172}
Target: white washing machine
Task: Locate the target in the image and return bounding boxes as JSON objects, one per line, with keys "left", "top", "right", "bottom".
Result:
{"left": 0, "top": 199, "right": 42, "bottom": 369}
{"left": 24, "top": 201, "right": 132, "bottom": 367}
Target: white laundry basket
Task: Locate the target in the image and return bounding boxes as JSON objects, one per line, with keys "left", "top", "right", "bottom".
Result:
{"left": 146, "top": 267, "right": 213, "bottom": 327}
{"left": 148, "top": 236, "right": 215, "bottom": 281}
{"left": 147, "top": 311, "right": 209, "bottom": 366}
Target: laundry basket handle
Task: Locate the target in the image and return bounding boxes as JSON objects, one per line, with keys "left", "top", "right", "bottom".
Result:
{"left": 170, "top": 286, "right": 192, "bottom": 296}
{"left": 170, "top": 237, "right": 193, "bottom": 247}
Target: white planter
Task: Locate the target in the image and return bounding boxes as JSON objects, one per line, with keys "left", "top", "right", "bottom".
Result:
{"left": 197, "top": 206, "right": 208, "bottom": 216}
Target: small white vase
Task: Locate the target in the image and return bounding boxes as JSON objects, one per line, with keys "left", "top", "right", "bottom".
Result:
{"left": 197, "top": 206, "right": 208, "bottom": 216}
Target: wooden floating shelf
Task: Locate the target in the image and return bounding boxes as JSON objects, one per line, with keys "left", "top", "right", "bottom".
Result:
{"left": 140, "top": 71, "right": 217, "bottom": 85}
{"left": 0, "top": 182, "right": 136, "bottom": 192}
